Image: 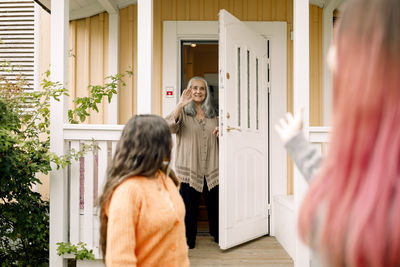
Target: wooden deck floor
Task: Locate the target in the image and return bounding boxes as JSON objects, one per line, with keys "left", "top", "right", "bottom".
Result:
{"left": 188, "top": 235, "right": 294, "bottom": 266}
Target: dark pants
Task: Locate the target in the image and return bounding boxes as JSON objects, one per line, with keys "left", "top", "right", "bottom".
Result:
{"left": 179, "top": 180, "right": 219, "bottom": 248}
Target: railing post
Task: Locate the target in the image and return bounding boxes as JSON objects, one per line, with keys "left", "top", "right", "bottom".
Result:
{"left": 49, "top": 0, "right": 69, "bottom": 266}
{"left": 293, "top": 0, "right": 311, "bottom": 266}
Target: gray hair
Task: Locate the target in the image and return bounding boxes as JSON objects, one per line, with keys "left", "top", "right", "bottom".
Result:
{"left": 184, "top": 76, "right": 218, "bottom": 118}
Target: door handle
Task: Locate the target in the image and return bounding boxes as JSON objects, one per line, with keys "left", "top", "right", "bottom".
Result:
{"left": 226, "top": 126, "right": 242, "bottom": 132}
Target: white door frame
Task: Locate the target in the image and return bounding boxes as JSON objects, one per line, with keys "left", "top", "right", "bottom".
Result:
{"left": 162, "top": 21, "right": 287, "bottom": 236}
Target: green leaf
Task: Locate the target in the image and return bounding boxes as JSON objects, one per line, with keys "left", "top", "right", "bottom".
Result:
{"left": 0, "top": 65, "right": 132, "bottom": 265}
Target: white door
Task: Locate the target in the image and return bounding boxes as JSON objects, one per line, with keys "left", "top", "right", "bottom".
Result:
{"left": 218, "top": 10, "right": 269, "bottom": 250}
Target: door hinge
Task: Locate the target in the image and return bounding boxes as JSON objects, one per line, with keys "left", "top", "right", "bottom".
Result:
{"left": 267, "top": 204, "right": 271, "bottom": 216}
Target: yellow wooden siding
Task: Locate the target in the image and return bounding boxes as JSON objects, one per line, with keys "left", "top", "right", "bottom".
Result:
{"left": 119, "top": 5, "right": 137, "bottom": 124}
{"left": 309, "top": 5, "right": 322, "bottom": 127}
{"left": 38, "top": 8, "right": 51, "bottom": 200}
{"left": 68, "top": 14, "right": 109, "bottom": 124}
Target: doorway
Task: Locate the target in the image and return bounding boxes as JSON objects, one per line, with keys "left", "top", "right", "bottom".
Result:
{"left": 162, "top": 20, "right": 287, "bottom": 250}
{"left": 181, "top": 40, "right": 219, "bottom": 235}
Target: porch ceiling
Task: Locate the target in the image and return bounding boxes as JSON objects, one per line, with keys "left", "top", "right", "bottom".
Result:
{"left": 36, "top": 0, "right": 329, "bottom": 19}
{"left": 34, "top": 0, "right": 137, "bottom": 20}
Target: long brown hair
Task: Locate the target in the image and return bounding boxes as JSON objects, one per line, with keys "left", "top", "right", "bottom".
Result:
{"left": 99, "top": 114, "right": 179, "bottom": 259}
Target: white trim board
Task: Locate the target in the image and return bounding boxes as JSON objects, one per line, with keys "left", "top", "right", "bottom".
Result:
{"left": 162, "top": 20, "right": 287, "bottom": 236}
{"left": 322, "top": 0, "right": 345, "bottom": 125}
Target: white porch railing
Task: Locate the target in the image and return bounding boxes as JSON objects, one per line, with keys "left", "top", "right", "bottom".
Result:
{"left": 273, "top": 126, "right": 331, "bottom": 260}
{"left": 308, "top": 126, "right": 331, "bottom": 155}
{"left": 63, "top": 124, "right": 124, "bottom": 260}
{"left": 59, "top": 125, "right": 331, "bottom": 262}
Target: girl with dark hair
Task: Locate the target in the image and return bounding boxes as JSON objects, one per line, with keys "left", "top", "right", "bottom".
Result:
{"left": 276, "top": 0, "right": 400, "bottom": 266}
{"left": 166, "top": 76, "right": 219, "bottom": 249}
{"left": 99, "top": 115, "right": 189, "bottom": 266}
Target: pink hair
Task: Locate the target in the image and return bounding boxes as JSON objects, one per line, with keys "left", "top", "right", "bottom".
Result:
{"left": 298, "top": 0, "right": 400, "bottom": 266}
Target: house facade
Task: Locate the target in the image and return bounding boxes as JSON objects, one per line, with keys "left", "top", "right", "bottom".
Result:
{"left": 1, "top": 0, "right": 342, "bottom": 266}
{"left": 36, "top": 0, "right": 330, "bottom": 193}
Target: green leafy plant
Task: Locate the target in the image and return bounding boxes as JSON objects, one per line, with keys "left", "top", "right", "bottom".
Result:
{"left": 0, "top": 65, "right": 131, "bottom": 266}
{"left": 56, "top": 242, "right": 95, "bottom": 261}
{"left": 68, "top": 69, "right": 132, "bottom": 124}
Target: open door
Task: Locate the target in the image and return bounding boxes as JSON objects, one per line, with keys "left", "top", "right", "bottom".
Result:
{"left": 219, "top": 10, "right": 269, "bottom": 250}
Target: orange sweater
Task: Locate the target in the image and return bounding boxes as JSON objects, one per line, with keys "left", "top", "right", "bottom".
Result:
{"left": 105, "top": 171, "right": 189, "bottom": 267}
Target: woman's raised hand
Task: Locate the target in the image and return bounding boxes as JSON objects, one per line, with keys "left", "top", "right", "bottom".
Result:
{"left": 275, "top": 108, "right": 304, "bottom": 144}
{"left": 178, "top": 88, "right": 193, "bottom": 107}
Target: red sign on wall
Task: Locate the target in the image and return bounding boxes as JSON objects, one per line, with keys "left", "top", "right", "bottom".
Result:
{"left": 165, "top": 87, "right": 174, "bottom": 98}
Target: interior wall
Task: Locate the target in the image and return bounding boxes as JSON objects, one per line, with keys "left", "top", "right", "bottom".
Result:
{"left": 183, "top": 44, "right": 219, "bottom": 87}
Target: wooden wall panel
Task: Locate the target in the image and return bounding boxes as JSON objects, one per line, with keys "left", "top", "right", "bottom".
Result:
{"left": 309, "top": 5, "right": 322, "bottom": 126}
{"left": 218, "top": 0, "right": 230, "bottom": 13}
{"left": 153, "top": 0, "right": 163, "bottom": 115}
{"left": 176, "top": 0, "right": 188, "bottom": 20}
{"left": 38, "top": 9, "right": 51, "bottom": 200}
{"left": 189, "top": 0, "right": 201, "bottom": 20}
{"left": 68, "top": 13, "right": 110, "bottom": 124}
{"left": 74, "top": 19, "right": 89, "bottom": 120}
{"left": 68, "top": 21, "right": 77, "bottom": 112}
{"left": 162, "top": 0, "right": 175, "bottom": 20}
{"left": 246, "top": 0, "right": 257, "bottom": 21}
{"left": 262, "top": 0, "right": 273, "bottom": 21}
{"left": 119, "top": 5, "right": 137, "bottom": 124}
{"left": 39, "top": 9, "right": 51, "bottom": 83}
{"left": 89, "top": 14, "right": 104, "bottom": 123}
{"left": 103, "top": 14, "right": 110, "bottom": 123}
{"left": 274, "top": 0, "right": 288, "bottom": 21}
{"left": 233, "top": 0, "right": 244, "bottom": 20}
{"left": 204, "top": 0, "right": 219, "bottom": 20}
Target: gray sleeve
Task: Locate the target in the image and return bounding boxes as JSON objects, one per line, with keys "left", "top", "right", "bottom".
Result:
{"left": 284, "top": 132, "right": 322, "bottom": 183}
{"left": 165, "top": 111, "right": 183, "bottom": 134}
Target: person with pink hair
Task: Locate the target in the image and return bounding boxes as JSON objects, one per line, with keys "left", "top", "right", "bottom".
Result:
{"left": 276, "top": 0, "right": 400, "bottom": 266}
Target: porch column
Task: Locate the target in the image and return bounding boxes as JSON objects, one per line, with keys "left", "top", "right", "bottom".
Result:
{"left": 49, "top": 0, "right": 69, "bottom": 266}
{"left": 293, "top": 0, "right": 311, "bottom": 266}
{"left": 322, "top": 0, "right": 344, "bottom": 125}
{"left": 98, "top": 0, "right": 120, "bottom": 124}
{"left": 137, "top": 0, "right": 153, "bottom": 114}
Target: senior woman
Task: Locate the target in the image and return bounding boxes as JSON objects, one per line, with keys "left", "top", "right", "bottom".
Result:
{"left": 166, "top": 76, "right": 219, "bottom": 249}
